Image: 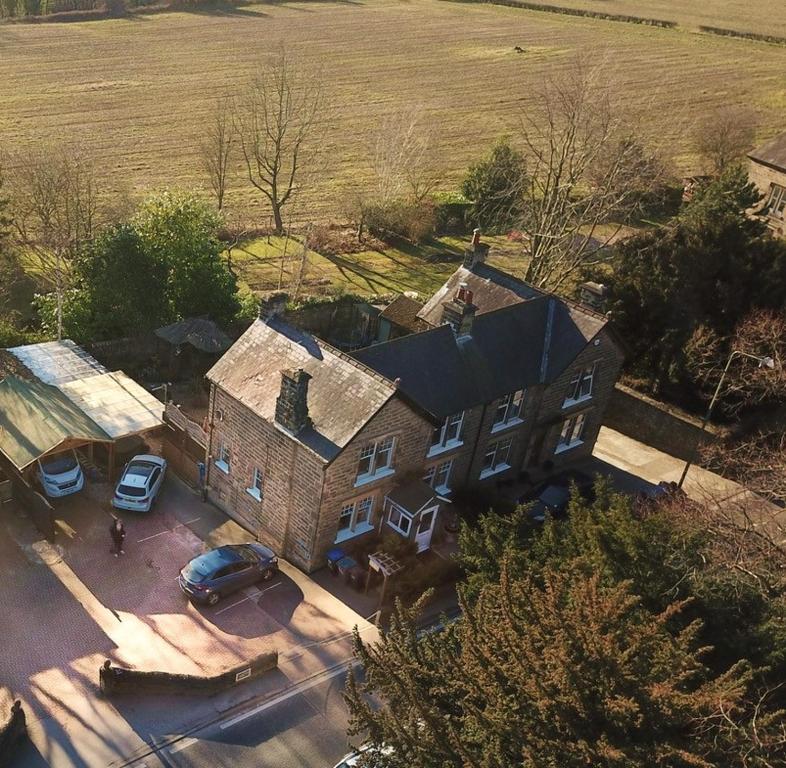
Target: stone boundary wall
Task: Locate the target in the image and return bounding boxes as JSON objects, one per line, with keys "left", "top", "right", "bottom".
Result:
{"left": 603, "top": 384, "right": 727, "bottom": 462}
{"left": 99, "top": 651, "right": 278, "bottom": 696}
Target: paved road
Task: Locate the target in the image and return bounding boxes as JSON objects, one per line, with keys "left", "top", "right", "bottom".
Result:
{"left": 123, "top": 666, "right": 357, "bottom": 768}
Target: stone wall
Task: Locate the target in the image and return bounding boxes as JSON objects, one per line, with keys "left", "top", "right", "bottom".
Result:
{"left": 748, "top": 160, "right": 786, "bottom": 237}
{"left": 603, "top": 383, "right": 726, "bottom": 461}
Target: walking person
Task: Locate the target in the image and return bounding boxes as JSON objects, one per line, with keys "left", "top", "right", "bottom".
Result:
{"left": 110, "top": 518, "right": 126, "bottom": 557}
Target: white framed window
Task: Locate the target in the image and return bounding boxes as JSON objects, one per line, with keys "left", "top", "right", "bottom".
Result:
{"left": 556, "top": 412, "right": 586, "bottom": 453}
{"left": 386, "top": 501, "right": 412, "bottom": 537}
{"left": 492, "top": 389, "right": 525, "bottom": 431}
{"left": 334, "top": 496, "right": 376, "bottom": 543}
{"left": 246, "top": 467, "right": 263, "bottom": 501}
{"left": 765, "top": 184, "right": 786, "bottom": 219}
{"left": 355, "top": 437, "right": 396, "bottom": 486}
{"left": 215, "top": 441, "right": 230, "bottom": 474}
{"left": 424, "top": 460, "right": 453, "bottom": 494}
{"left": 563, "top": 365, "right": 596, "bottom": 407}
{"left": 480, "top": 437, "right": 513, "bottom": 479}
{"left": 428, "top": 411, "right": 465, "bottom": 457}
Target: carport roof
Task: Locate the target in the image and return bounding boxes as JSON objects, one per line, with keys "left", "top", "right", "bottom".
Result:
{"left": 58, "top": 372, "right": 164, "bottom": 439}
{"left": 0, "top": 377, "right": 109, "bottom": 471}
{"left": 8, "top": 339, "right": 107, "bottom": 385}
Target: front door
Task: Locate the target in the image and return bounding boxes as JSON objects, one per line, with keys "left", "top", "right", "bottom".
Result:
{"left": 415, "top": 505, "right": 439, "bottom": 553}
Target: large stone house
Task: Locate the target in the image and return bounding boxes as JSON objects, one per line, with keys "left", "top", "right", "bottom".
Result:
{"left": 748, "top": 131, "right": 786, "bottom": 237}
{"left": 204, "top": 240, "right": 625, "bottom": 572}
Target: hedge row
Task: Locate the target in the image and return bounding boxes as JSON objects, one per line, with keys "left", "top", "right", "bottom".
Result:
{"left": 698, "top": 25, "right": 786, "bottom": 47}
{"left": 446, "top": 0, "right": 677, "bottom": 29}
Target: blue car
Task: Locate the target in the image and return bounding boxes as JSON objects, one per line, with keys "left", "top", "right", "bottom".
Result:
{"left": 179, "top": 544, "right": 278, "bottom": 606}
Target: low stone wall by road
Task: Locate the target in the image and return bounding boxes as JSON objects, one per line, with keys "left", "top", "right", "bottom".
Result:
{"left": 603, "top": 384, "right": 727, "bottom": 462}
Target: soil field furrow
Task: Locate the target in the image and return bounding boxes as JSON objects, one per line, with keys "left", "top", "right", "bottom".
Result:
{"left": 1, "top": 0, "right": 784, "bottom": 223}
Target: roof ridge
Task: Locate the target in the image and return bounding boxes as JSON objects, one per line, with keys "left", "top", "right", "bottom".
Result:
{"left": 305, "top": 333, "right": 399, "bottom": 391}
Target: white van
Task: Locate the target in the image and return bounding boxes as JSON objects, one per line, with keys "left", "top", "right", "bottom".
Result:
{"left": 37, "top": 450, "right": 85, "bottom": 498}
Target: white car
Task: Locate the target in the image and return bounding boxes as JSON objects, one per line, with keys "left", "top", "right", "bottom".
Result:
{"left": 37, "top": 450, "right": 85, "bottom": 498}
{"left": 333, "top": 744, "right": 393, "bottom": 768}
{"left": 112, "top": 455, "right": 167, "bottom": 512}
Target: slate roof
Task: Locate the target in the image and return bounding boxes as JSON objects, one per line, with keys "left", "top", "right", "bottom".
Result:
{"left": 0, "top": 377, "right": 109, "bottom": 471}
{"left": 354, "top": 296, "right": 609, "bottom": 420}
{"left": 748, "top": 132, "right": 786, "bottom": 172}
{"left": 379, "top": 295, "right": 430, "bottom": 334}
{"left": 206, "top": 318, "right": 397, "bottom": 462}
{"left": 155, "top": 318, "right": 232, "bottom": 354}
{"left": 385, "top": 479, "right": 437, "bottom": 514}
{"left": 417, "top": 262, "right": 543, "bottom": 327}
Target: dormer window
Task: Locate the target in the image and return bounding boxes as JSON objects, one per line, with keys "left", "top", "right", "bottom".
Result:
{"left": 492, "top": 390, "right": 525, "bottom": 432}
{"left": 428, "top": 411, "right": 464, "bottom": 457}
{"left": 564, "top": 364, "right": 595, "bottom": 407}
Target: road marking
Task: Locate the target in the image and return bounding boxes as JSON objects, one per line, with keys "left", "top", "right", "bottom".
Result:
{"left": 137, "top": 517, "right": 202, "bottom": 543}
{"left": 214, "top": 596, "right": 250, "bottom": 615}
{"left": 167, "top": 737, "right": 198, "bottom": 755}
{"left": 219, "top": 662, "right": 354, "bottom": 731}
{"left": 259, "top": 582, "right": 282, "bottom": 596}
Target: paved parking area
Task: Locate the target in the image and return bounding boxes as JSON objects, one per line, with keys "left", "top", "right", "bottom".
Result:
{"left": 0, "top": 472, "right": 378, "bottom": 767}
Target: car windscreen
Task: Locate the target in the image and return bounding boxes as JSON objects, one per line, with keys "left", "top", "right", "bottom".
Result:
{"left": 42, "top": 453, "right": 78, "bottom": 475}
{"left": 117, "top": 484, "right": 147, "bottom": 497}
{"left": 182, "top": 559, "right": 212, "bottom": 583}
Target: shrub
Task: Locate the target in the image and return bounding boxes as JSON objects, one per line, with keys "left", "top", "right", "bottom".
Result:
{"left": 366, "top": 198, "right": 436, "bottom": 244}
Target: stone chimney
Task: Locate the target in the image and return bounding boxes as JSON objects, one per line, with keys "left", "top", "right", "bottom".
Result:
{"left": 577, "top": 282, "right": 609, "bottom": 312}
{"left": 259, "top": 292, "right": 289, "bottom": 322}
{"left": 441, "top": 282, "right": 477, "bottom": 338}
{"left": 463, "top": 228, "right": 491, "bottom": 269}
{"left": 275, "top": 368, "right": 312, "bottom": 433}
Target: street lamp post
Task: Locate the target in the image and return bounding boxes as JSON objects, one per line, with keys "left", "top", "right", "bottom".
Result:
{"left": 677, "top": 350, "right": 775, "bottom": 489}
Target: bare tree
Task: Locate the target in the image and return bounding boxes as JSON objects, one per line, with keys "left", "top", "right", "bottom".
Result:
{"left": 516, "top": 58, "right": 672, "bottom": 291}
{"left": 694, "top": 107, "right": 756, "bottom": 177}
{"left": 373, "top": 106, "right": 438, "bottom": 204}
{"left": 236, "top": 46, "right": 324, "bottom": 234}
{"left": 4, "top": 146, "right": 99, "bottom": 339}
{"left": 199, "top": 95, "right": 235, "bottom": 212}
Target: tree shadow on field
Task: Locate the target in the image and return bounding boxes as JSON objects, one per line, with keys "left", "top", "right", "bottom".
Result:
{"left": 178, "top": 1, "right": 270, "bottom": 18}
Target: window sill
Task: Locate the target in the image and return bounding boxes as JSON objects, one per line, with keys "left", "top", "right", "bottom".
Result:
{"left": 354, "top": 466, "right": 395, "bottom": 488}
{"left": 562, "top": 395, "right": 592, "bottom": 409}
{"left": 479, "top": 463, "right": 511, "bottom": 480}
{"left": 491, "top": 417, "right": 523, "bottom": 434}
{"left": 214, "top": 460, "right": 230, "bottom": 475}
{"left": 427, "top": 439, "right": 463, "bottom": 459}
{"left": 385, "top": 519, "right": 411, "bottom": 538}
{"left": 434, "top": 484, "right": 451, "bottom": 496}
{"left": 555, "top": 439, "right": 584, "bottom": 455}
{"left": 334, "top": 521, "right": 375, "bottom": 544}
{"left": 246, "top": 488, "right": 262, "bottom": 502}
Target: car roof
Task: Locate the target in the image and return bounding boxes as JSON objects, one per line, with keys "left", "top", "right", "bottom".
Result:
{"left": 126, "top": 461, "right": 156, "bottom": 478}
{"left": 539, "top": 485, "right": 571, "bottom": 507}
{"left": 196, "top": 546, "right": 245, "bottom": 570}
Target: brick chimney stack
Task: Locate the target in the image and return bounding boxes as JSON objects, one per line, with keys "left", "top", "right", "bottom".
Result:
{"left": 441, "top": 282, "right": 477, "bottom": 338}
{"left": 259, "top": 292, "right": 289, "bottom": 322}
{"left": 275, "top": 368, "right": 312, "bottom": 433}
{"left": 463, "top": 228, "right": 490, "bottom": 269}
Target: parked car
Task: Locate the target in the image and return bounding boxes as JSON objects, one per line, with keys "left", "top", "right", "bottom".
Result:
{"left": 112, "top": 454, "right": 167, "bottom": 512}
{"left": 332, "top": 744, "right": 393, "bottom": 768}
{"left": 179, "top": 543, "right": 278, "bottom": 606}
{"left": 519, "top": 469, "right": 595, "bottom": 523}
{"left": 37, "top": 450, "right": 85, "bottom": 498}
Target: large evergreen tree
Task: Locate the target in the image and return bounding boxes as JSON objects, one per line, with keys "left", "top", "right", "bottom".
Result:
{"left": 133, "top": 189, "right": 240, "bottom": 326}
{"left": 604, "top": 166, "right": 786, "bottom": 392}
{"left": 346, "top": 488, "right": 786, "bottom": 767}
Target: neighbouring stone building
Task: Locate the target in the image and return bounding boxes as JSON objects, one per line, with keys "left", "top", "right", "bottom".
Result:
{"left": 748, "top": 131, "right": 786, "bottom": 237}
{"left": 204, "top": 236, "right": 625, "bottom": 572}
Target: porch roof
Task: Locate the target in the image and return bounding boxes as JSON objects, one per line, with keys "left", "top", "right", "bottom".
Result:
{"left": 385, "top": 479, "right": 437, "bottom": 515}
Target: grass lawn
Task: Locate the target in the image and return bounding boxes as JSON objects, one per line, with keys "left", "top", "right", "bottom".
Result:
{"left": 1, "top": 0, "right": 784, "bottom": 225}
{"left": 230, "top": 234, "right": 528, "bottom": 298}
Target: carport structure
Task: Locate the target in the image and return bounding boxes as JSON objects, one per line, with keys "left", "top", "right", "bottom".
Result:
{"left": 1, "top": 340, "right": 164, "bottom": 480}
